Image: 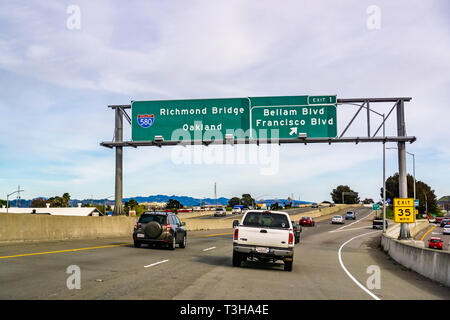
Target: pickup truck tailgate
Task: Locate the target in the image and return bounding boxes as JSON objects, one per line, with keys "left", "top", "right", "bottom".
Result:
{"left": 238, "top": 227, "right": 289, "bottom": 248}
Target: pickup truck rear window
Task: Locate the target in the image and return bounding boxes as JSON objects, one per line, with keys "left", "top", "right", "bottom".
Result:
{"left": 243, "top": 212, "right": 290, "bottom": 229}
{"left": 138, "top": 215, "right": 167, "bottom": 224}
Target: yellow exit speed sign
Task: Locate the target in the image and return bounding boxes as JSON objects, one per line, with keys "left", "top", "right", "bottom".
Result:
{"left": 393, "top": 198, "right": 415, "bottom": 223}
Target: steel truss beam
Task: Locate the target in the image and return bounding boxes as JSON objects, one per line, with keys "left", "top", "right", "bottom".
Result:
{"left": 101, "top": 97, "right": 415, "bottom": 147}
{"left": 100, "top": 136, "right": 415, "bottom": 148}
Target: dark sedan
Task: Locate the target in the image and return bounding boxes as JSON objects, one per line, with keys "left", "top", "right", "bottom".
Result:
{"left": 291, "top": 220, "right": 302, "bottom": 243}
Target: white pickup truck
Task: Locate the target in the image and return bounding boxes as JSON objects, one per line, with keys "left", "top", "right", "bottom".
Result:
{"left": 232, "top": 210, "right": 295, "bottom": 271}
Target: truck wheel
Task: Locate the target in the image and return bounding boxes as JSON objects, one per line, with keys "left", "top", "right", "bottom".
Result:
{"left": 232, "top": 252, "right": 242, "bottom": 267}
{"left": 284, "top": 260, "right": 293, "bottom": 271}
{"left": 134, "top": 241, "right": 141, "bottom": 248}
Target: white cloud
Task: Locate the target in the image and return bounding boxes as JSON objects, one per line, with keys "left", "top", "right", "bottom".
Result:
{"left": 0, "top": 0, "right": 449, "bottom": 200}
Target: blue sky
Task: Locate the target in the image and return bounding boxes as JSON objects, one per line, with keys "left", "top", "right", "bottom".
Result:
{"left": 1, "top": 0, "right": 449, "bottom": 202}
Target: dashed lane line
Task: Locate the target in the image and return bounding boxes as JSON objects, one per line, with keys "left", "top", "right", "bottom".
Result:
{"left": 144, "top": 259, "right": 169, "bottom": 268}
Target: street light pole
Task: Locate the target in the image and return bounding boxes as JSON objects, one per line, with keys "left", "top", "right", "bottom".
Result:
{"left": 382, "top": 114, "right": 386, "bottom": 232}
{"left": 386, "top": 147, "right": 416, "bottom": 226}
{"left": 103, "top": 195, "right": 114, "bottom": 215}
{"left": 6, "top": 187, "right": 24, "bottom": 214}
{"left": 410, "top": 152, "right": 416, "bottom": 201}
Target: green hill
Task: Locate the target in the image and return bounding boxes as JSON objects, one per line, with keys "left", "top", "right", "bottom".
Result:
{"left": 438, "top": 196, "right": 450, "bottom": 201}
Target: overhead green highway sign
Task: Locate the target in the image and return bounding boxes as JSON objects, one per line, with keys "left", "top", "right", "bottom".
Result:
{"left": 250, "top": 95, "right": 337, "bottom": 139}
{"left": 131, "top": 95, "right": 337, "bottom": 142}
{"left": 132, "top": 97, "right": 250, "bottom": 142}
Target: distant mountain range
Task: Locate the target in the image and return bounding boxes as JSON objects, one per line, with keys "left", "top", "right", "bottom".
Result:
{"left": 123, "top": 195, "right": 230, "bottom": 206}
{"left": 438, "top": 196, "right": 450, "bottom": 202}
{"left": 7, "top": 194, "right": 313, "bottom": 208}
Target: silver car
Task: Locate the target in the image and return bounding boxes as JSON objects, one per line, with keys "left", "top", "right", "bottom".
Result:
{"left": 331, "top": 215, "right": 345, "bottom": 224}
{"left": 214, "top": 207, "right": 227, "bottom": 217}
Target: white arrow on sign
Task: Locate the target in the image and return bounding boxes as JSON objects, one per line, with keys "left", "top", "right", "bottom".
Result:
{"left": 289, "top": 127, "right": 298, "bottom": 136}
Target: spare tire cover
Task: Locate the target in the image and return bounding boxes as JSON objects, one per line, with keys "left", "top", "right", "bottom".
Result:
{"left": 144, "top": 221, "right": 162, "bottom": 238}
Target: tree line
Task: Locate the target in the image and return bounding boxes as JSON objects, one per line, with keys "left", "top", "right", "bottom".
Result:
{"left": 330, "top": 173, "right": 438, "bottom": 214}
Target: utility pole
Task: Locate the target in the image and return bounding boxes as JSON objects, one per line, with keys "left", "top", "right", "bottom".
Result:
{"left": 423, "top": 191, "right": 428, "bottom": 215}
{"left": 382, "top": 114, "right": 386, "bottom": 232}
{"left": 114, "top": 107, "right": 124, "bottom": 215}
{"left": 214, "top": 182, "right": 217, "bottom": 207}
{"left": 6, "top": 187, "right": 24, "bottom": 214}
{"left": 397, "top": 100, "right": 411, "bottom": 239}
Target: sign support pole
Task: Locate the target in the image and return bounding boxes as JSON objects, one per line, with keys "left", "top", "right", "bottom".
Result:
{"left": 382, "top": 113, "right": 386, "bottom": 233}
{"left": 397, "top": 100, "right": 411, "bottom": 239}
{"left": 114, "top": 107, "right": 124, "bottom": 215}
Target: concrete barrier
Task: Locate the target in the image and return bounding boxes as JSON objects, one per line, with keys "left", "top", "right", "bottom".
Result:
{"left": 0, "top": 213, "right": 135, "bottom": 243}
{"left": 381, "top": 220, "right": 450, "bottom": 287}
{"left": 385, "top": 220, "right": 430, "bottom": 239}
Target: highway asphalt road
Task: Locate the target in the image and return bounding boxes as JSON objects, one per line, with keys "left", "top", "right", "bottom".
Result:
{"left": 415, "top": 223, "right": 450, "bottom": 251}
{"left": 0, "top": 207, "right": 449, "bottom": 300}
{"left": 199, "top": 205, "right": 326, "bottom": 220}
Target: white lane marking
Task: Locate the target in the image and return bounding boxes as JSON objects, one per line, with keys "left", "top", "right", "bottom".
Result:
{"left": 144, "top": 259, "right": 169, "bottom": 268}
{"left": 338, "top": 231, "right": 381, "bottom": 300}
{"left": 330, "top": 226, "right": 372, "bottom": 233}
{"left": 202, "top": 246, "right": 216, "bottom": 252}
{"left": 331, "top": 210, "right": 375, "bottom": 232}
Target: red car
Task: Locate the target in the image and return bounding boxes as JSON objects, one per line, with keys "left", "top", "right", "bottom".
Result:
{"left": 428, "top": 237, "right": 443, "bottom": 250}
{"left": 299, "top": 216, "right": 315, "bottom": 227}
{"left": 435, "top": 217, "right": 444, "bottom": 224}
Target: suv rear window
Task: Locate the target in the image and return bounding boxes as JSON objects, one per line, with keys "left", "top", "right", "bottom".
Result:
{"left": 243, "top": 212, "right": 290, "bottom": 229}
{"left": 138, "top": 214, "right": 167, "bottom": 224}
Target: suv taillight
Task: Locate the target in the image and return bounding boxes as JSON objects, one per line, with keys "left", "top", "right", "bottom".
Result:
{"left": 234, "top": 228, "right": 239, "bottom": 240}
{"left": 134, "top": 222, "right": 138, "bottom": 230}
{"left": 288, "top": 233, "right": 294, "bottom": 244}
{"left": 166, "top": 224, "right": 171, "bottom": 231}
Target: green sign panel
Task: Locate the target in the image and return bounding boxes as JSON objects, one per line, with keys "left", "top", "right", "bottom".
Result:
{"left": 131, "top": 95, "right": 337, "bottom": 142}
{"left": 372, "top": 203, "right": 380, "bottom": 210}
{"left": 250, "top": 95, "right": 337, "bottom": 139}
{"left": 132, "top": 98, "right": 250, "bottom": 141}
{"left": 414, "top": 199, "right": 419, "bottom": 207}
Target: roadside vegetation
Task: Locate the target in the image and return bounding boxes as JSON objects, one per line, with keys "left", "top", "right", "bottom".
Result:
{"left": 381, "top": 173, "right": 438, "bottom": 215}
{"left": 330, "top": 185, "right": 360, "bottom": 204}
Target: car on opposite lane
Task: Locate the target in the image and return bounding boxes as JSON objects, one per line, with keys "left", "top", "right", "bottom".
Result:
{"left": 214, "top": 207, "right": 227, "bottom": 217}
{"left": 434, "top": 216, "right": 445, "bottom": 224}
{"left": 443, "top": 225, "right": 450, "bottom": 235}
{"left": 133, "top": 211, "right": 187, "bottom": 250}
{"left": 299, "top": 216, "right": 315, "bottom": 227}
{"left": 345, "top": 211, "right": 356, "bottom": 220}
{"left": 428, "top": 237, "right": 443, "bottom": 250}
{"left": 331, "top": 215, "right": 345, "bottom": 224}
{"left": 439, "top": 219, "right": 450, "bottom": 227}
